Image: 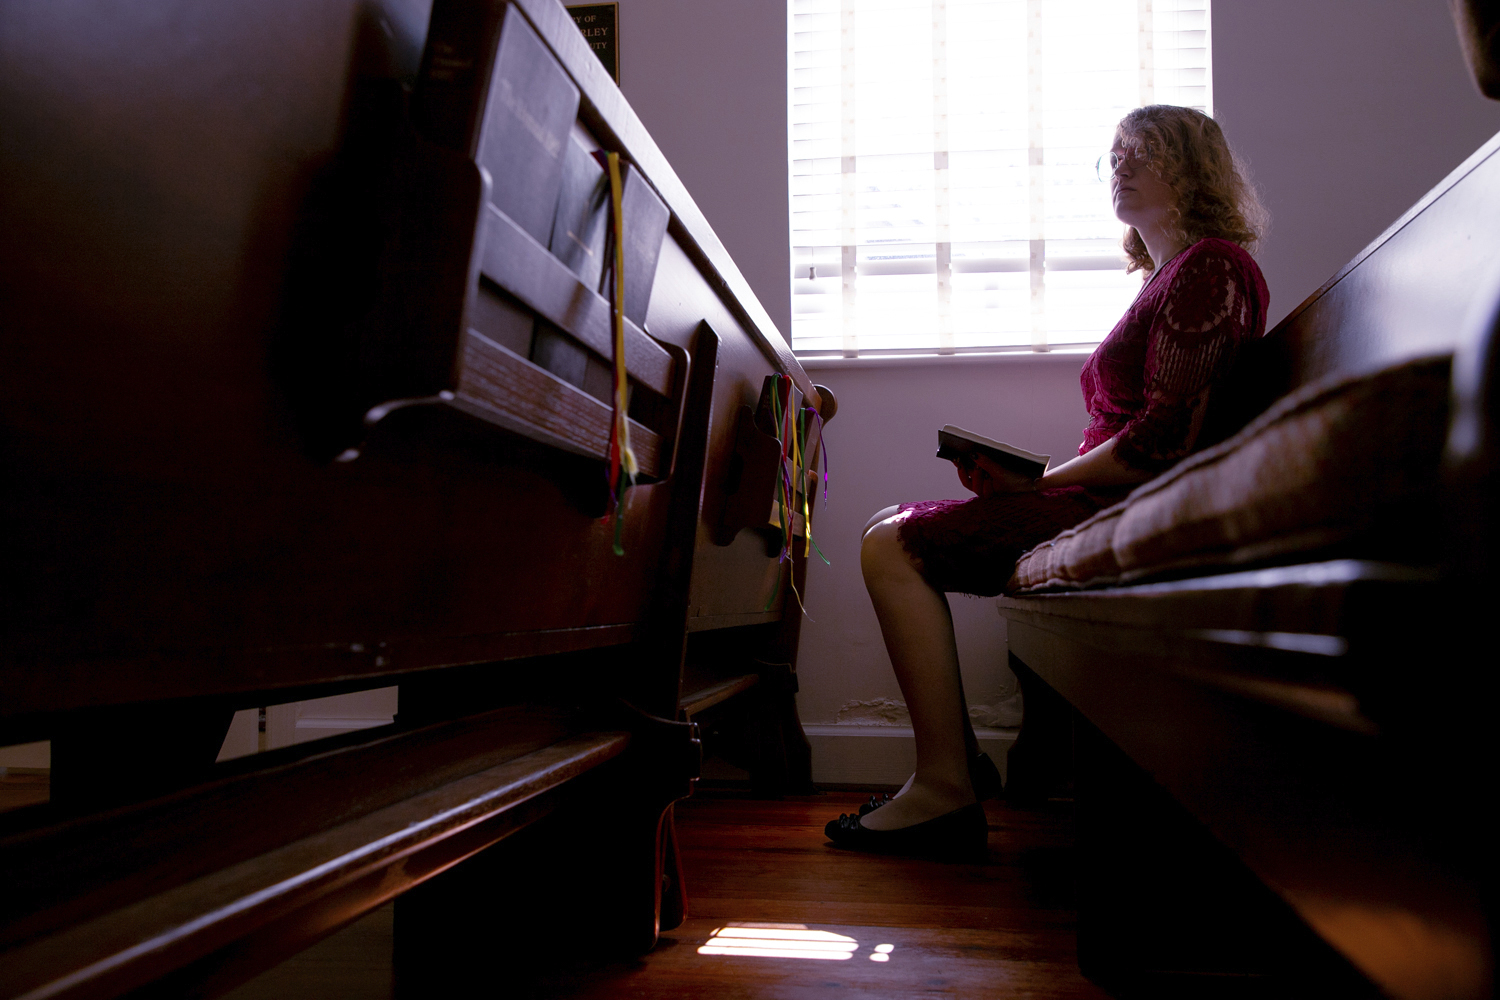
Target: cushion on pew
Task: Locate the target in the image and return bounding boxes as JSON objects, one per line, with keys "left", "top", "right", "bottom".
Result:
{"left": 1007, "top": 353, "right": 1452, "bottom": 593}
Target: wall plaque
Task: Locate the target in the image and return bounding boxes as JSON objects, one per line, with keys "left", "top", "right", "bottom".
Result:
{"left": 566, "top": 3, "right": 619, "bottom": 85}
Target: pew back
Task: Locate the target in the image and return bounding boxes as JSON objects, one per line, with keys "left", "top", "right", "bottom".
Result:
{"left": 0, "top": 0, "right": 822, "bottom": 728}
{"left": 0, "top": 0, "right": 825, "bottom": 995}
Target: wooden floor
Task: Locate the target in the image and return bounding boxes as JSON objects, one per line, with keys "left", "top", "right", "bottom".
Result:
{"left": 226, "top": 790, "right": 1109, "bottom": 999}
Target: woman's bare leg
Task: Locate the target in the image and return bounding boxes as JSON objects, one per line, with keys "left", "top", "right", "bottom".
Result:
{"left": 858, "top": 507, "right": 980, "bottom": 809}
{"left": 858, "top": 508, "right": 916, "bottom": 803}
{"left": 856, "top": 509, "right": 976, "bottom": 830}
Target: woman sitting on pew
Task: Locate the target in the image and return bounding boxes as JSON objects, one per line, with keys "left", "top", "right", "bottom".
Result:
{"left": 825, "top": 105, "right": 1270, "bottom": 857}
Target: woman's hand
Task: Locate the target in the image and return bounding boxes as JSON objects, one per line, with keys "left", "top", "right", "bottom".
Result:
{"left": 955, "top": 454, "right": 1039, "bottom": 497}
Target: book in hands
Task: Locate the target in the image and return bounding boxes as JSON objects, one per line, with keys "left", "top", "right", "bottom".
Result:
{"left": 936, "top": 425, "right": 1049, "bottom": 480}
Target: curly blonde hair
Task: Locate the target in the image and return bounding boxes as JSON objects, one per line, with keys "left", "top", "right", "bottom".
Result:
{"left": 1116, "top": 105, "right": 1268, "bottom": 274}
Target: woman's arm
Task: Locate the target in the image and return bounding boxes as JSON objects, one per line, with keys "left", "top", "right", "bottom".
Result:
{"left": 1039, "top": 435, "right": 1152, "bottom": 488}
{"left": 959, "top": 434, "right": 1150, "bottom": 496}
{"left": 958, "top": 246, "right": 1263, "bottom": 499}
{"left": 1111, "top": 248, "right": 1259, "bottom": 472}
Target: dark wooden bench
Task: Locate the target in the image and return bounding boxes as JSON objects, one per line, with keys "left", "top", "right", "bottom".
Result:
{"left": 0, "top": 0, "right": 830, "bottom": 996}
{"left": 998, "top": 132, "right": 1500, "bottom": 999}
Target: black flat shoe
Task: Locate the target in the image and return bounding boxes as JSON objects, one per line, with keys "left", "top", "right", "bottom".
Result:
{"left": 857, "top": 793, "right": 892, "bottom": 817}
{"left": 824, "top": 802, "right": 988, "bottom": 861}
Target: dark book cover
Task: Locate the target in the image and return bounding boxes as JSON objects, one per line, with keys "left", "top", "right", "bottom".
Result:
{"left": 470, "top": 280, "right": 537, "bottom": 359}
{"left": 414, "top": 3, "right": 580, "bottom": 246}
{"left": 411, "top": 0, "right": 509, "bottom": 156}
{"left": 530, "top": 320, "right": 587, "bottom": 386}
{"left": 475, "top": 6, "right": 581, "bottom": 245}
{"left": 530, "top": 319, "right": 615, "bottom": 404}
{"left": 549, "top": 135, "right": 609, "bottom": 291}
{"left": 936, "top": 425, "right": 1049, "bottom": 479}
{"left": 583, "top": 151, "right": 669, "bottom": 326}
{"left": 602, "top": 159, "right": 670, "bottom": 326}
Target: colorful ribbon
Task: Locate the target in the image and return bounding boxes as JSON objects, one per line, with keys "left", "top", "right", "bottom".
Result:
{"left": 763, "top": 377, "right": 831, "bottom": 614}
{"left": 604, "top": 151, "right": 636, "bottom": 555}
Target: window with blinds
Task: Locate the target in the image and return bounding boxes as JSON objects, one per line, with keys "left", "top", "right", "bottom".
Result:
{"left": 790, "top": 0, "right": 1211, "bottom": 357}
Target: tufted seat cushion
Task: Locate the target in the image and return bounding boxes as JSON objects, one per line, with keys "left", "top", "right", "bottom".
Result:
{"left": 1007, "top": 353, "right": 1452, "bottom": 594}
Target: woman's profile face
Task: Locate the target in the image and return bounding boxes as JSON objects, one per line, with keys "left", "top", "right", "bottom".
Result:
{"left": 1107, "top": 137, "right": 1177, "bottom": 233}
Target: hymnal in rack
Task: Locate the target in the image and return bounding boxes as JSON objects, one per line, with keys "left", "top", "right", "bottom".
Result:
{"left": 530, "top": 135, "right": 670, "bottom": 400}
{"left": 369, "top": 0, "right": 680, "bottom": 482}
{"left": 549, "top": 135, "right": 610, "bottom": 291}
{"left": 416, "top": 3, "right": 579, "bottom": 244}
{"left": 936, "top": 425, "right": 1049, "bottom": 479}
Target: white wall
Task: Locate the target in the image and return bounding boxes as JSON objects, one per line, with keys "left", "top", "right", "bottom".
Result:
{"left": 1214, "top": 1, "right": 1500, "bottom": 328}
{"left": 796, "top": 355, "right": 1088, "bottom": 728}
{"left": 606, "top": 0, "right": 1500, "bottom": 782}
{"left": 613, "top": 0, "right": 793, "bottom": 336}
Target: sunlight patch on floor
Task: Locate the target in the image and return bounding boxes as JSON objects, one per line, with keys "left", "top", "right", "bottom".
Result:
{"left": 697, "top": 923, "right": 896, "bottom": 962}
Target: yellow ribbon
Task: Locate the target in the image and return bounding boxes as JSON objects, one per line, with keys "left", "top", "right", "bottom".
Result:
{"left": 606, "top": 152, "right": 637, "bottom": 483}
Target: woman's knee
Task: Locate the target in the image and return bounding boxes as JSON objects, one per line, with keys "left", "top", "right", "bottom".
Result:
{"left": 861, "top": 515, "right": 919, "bottom": 583}
{"left": 862, "top": 504, "right": 905, "bottom": 539}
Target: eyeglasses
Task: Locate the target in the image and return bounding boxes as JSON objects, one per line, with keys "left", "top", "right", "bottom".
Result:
{"left": 1095, "top": 149, "right": 1145, "bottom": 183}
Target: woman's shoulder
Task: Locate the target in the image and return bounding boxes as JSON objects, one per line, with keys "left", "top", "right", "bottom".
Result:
{"left": 1166, "top": 238, "right": 1267, "bottom": 293}
{"left": 1156, "top": 238, "right": 1269, "bottom": 333}
{"left": 1177, "top": 237, "right": 1257, "bottom": 269}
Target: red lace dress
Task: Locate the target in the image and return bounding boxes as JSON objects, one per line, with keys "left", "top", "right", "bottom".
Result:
{"left": 896, "top": 238, "right": 1269, "bottom": 595}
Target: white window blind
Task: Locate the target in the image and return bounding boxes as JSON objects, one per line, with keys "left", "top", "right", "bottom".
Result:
{"left": 790, "top": 0, "right": 1210, "bottom": 357}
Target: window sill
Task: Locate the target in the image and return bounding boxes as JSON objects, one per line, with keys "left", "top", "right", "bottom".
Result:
{"left": 796, "top": 347, "right": 1096, "bottom": 371}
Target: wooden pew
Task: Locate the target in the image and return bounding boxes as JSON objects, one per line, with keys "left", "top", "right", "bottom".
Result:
{"left": 996, "top": 132, "right": 1500, "bottom": 998}
{"left": 0, "top": 0, "right": 830, "bottom": 995}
